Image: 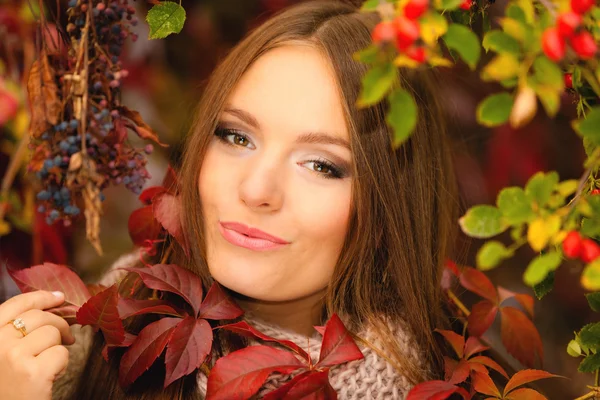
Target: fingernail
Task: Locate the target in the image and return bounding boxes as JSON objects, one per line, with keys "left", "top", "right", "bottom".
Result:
{"left": 52, "top": 291, "right": 64, "bottom": 298}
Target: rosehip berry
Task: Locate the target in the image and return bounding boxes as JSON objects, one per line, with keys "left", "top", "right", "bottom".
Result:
{"left": 96, "top": 2, "right": 105, "bottom": 11}
{"left": 591, "top": 188, "right": 600, "bottom": 195}
{"left": 541, "top": 28, "right": 566, "bottom": 61}
{"left": 371, "top": 21, "right": 396, "bottom": 44}
{"left": 557, "top": 12, "right": 582, "bottom": 38}
{"left": 571, "top": 0, "right": 595, "bottom": 15}
{"left": 393, "top": 16, "right": 420, "bottom": 51}
{"left": 459, "top": 0, "right": 472, "bottom": 10}
{"left": 563, "top": 231, "right": 583, "bottom": 258}
{"left": 406, "top": 46, "right": 426, "bottom": 63}
{"left": 571, "top": 31, "right": 598, "bottom": 60}
{"left": 581, "top": 239, "right": 600, "bottom": 263}
{"left": 404, "top": 0, "right": 429, "bottom": 20}
{"left": 564, "top": 73, "right": 573, "bottom": 88}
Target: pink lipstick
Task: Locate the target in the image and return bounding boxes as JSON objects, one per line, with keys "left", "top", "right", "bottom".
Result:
{"left": 219, "top": 221, "right": 290, "bottom": 251}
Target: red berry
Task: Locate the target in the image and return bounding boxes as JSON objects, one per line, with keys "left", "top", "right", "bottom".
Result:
{"left": 557, "top": 12, "right": 582, "bottom": 38}
{"left": 404, "top": 0, "right": 429, "bottom": 20}
{"left": 459, "top": 0, "right": 472, "bottom": 10}
{"left": 406, "top": 46, "right": 426, "bottom": 63}
{"left": 564, "top": 73, "right": 573, "bottom": 88}
{"left": 571, "top": 31, "right": 598, "bottom": 60}
{"left": 592, "top": 188, "right": 600, "bottom": 195}
{"left": 371, "top": 21, "right": 396, "bottom": 44}
{"left": 571, "top": 0, "right": 595, "bottom": 15}
{"left": 563, "top": 231, "right": 583, "bottom": 258}
{"left": 581, "top": 239, "right": 600, "bottom": 263}
{"left": 541, "top": 28, "right": 566, "bottom": 61}
{"left": 393, "top": 16, "right": 420, "bottom": 51}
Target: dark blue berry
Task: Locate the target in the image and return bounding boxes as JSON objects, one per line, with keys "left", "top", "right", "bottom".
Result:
{"left": 37, "top": 190, "right": 51, "bottom": 201}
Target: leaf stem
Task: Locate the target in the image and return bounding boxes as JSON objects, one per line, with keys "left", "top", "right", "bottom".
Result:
{"left": 574, "top": 391, "right": 597, "bottom": 400}
{"left": 582, "top": 69, "right": 600, "bottom": 99}
{"left": 447, "top": 289, "right": 471, "bottom": 317}
{"left": 596, "top": 369, "right": 599, "bottom": 387}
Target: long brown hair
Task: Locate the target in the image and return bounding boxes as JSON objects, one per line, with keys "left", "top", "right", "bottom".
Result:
{"left": 73, "top": 1, "right": 459, "bottom": 398}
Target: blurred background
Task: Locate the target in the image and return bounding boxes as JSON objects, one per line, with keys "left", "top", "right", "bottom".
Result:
{"left": 0, "top": 0, "right": 593, "bottom": 397}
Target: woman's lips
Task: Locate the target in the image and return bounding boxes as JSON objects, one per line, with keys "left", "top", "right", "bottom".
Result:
{"left": 218, "top": 222, "right": 289, "bottom": 251}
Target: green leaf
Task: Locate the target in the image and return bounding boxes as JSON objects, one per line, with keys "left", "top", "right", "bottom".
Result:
{"left": 532, "top": 270, "right": 554, "bottom": 299}
{"left": 481, "top": 54, "right": 520, "bottom": 81}
{"left": 386, "top": 89, "right": 417, "bottom": 147}
{"left": 459, "top": 205, "right": 507, "bottom": 239}
{"left": 505, "top": 3, "right": 527, "bottom": 24}
{"left": 516, "top": 0, "right": 535, "bottom": 24}
{"left": 360, "top": 0, "right": 380, "bottom": 10}
{"left": 442, "top": 24, "right": 481, "bottom": 70}
{"left": 557, "top": 179, "right": 578, "bottom": 197}
{"left": 583, "top": 259, "right": 600, "bottom": 291}
{"left": 482, "top": 31, "right": 521, "bottom": 56}
{"left": 357, "top": 63, "right": 396, "bottom": 107}
{"left": 586, "top": 293, "right": 600, "bottom": 312}
{"left": 580, "top": 322, "right": 600, "bottom": 349}
{"left": 533, "top": 85, "right": 561, "bottom": 117}
{"left": 525, "top": 171, "right": 559, "bottom": 208}
{"left": 353, "top": 44, "right": 381, "bottom": 65}
{"left": 146, "top": 1, "right": 186, "bottom": 40}
{"left": 420, "top": 12, "right": 448, "bottom": 47}
{"left": 581, "top": 218, "right": 600, "bottom": 238}
{"left": 497, "top": 187, "right": 535, "bottom": 225}
{"left": 477, "top": 93, "right": 514, "bottom": 127}
{"left": 568, "top": 339, "right": 582, "bottom": 357}
{"left": 573, "top": 107, "right": 600, "bottom": 147}
{"left": 476, "top": 241, "right": 513, "bottom": 270}
{"left": 579, "top": 353, "right": 600, "bottom": 372}
{"left": 524, "top": 251, "right": 562, "bottom": 286}
{"left": 533, "top": 56, "right": 564, "bottom": 91}
{"left": 437, "top": 0, "right": 464, "bottom": 10}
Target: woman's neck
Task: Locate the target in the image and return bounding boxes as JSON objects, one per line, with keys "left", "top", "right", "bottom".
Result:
{"left": 233, "top": 289, "right": 326, "bottom": 337}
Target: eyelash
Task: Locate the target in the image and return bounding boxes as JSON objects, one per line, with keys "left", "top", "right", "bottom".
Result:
{"left": 213, "top": 126, "right": 347, "bottom": 179}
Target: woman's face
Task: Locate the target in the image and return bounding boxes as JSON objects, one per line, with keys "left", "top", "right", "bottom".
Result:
{"left": 198, "top": 44, "right": 353, "bottom": 302}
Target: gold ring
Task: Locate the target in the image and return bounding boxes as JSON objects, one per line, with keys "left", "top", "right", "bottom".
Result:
{"left": 9, "top": 318, "right": 27, "bottom": 337}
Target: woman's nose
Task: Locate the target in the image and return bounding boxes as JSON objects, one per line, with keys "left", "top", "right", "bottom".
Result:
{"left": 238, "top": 155, "right": 284, "bottom": 212}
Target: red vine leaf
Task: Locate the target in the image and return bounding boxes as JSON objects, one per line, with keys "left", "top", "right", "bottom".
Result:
{"left": 117, "top": 297, "right": 185, "bottom": 319}
{"left": 118, "top": 106, "right": 168, "bottom": 147}
{"left": 448, "top": 359, "right": 470, "bottom": 385}
{"left": 443, "top": 356, "right": 458, "bottom": 381}
{"left": 471, "top": 370, "right": 501, "bottom": 398}
{"left": 434, "top": 329, "right": 464, "bottom": 359}
{"left": 467, "top": 300, "right": 498, "bottom": 337}
{"left": 102, "top": 332, "right": 137, "bottom": 362}
{"left": 276, "top": 369, "right": 336, "bottom": 399}
{"left": 262, "top": 371, "right": 313, "bottom": 399}
{"left": 198, "top": 282, "right": 244, "bottom": 320}
{"left": 498, "top": 287, "right": 535, "bottom": 318}
{"left": 313, "top": 325, "right": 326, "bottom": 335}
{"left": 206, "top": 345, "right": 305, "bottom": 400}
{"left": 316, "top": 314, "right": 364, "bottom": 368}
{"left": 123, "top": 264, "right": 203, "bottom": 317}
{"left": 220, "top": 321, "right": 310, "bottom": 361}
{"left": 153, "top": 192, "right": 189, "bottom": 257}
{"left": 459, "top": 267, "right": 498, "bottom": 303}
{"left": 76, "top": 284, "right": 124, "bottom": 345}
{"left": 463, "top": 336, "right": 489, "bottom": 359}
{"left": 139, "top": 186, "right": 167, "bottom": 205}
{"left": 468, "top": 355, "right": 508, "bottom": 379}
{"left": 164, "top": 317, "right": 213, "bottom": 387}
{"left": 161, "top": 165, "right": 179, "bottom": 193}
{"left": 128, "top": 205, "right": 163, "bottom": 246}
{"left": 119, "top": 317, "right": 181, "bottom": 388}
{"left": 87, "top": 283, "right": 108, "bottom": 296}
{"left": 406, "top": 380, "right": 464, "bottom": 400}
{"left": 503, "top": 369, "right": 562, "bottom": 396}
{"left": 499, "top": 307, "right": 543, "bottom": 368}
{"left": 504, "top": 387, "right": 546, "bottom": 400}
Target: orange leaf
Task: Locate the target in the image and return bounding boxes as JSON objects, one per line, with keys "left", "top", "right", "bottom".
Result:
{"left": 464, "top": 336, "right": 489, "bottom": 359}
{"left": 406, "top": 380, "right": 464, "bottom": 400}
{"left": 448, "top": 359, "right": 470, "bottom": 385}
{"left": 498, "top": 287, "right": 534, "bottom": 318}
{"left": 503, "top": 369, "right": 561, "bottom": 395}
{"left": 460, "top": 267, "right": 498, "bottom": 303}
{"left": 435, "top": 329, "right": 464, "bottom": 358}
{"left": 469, "top": 355, "right": 509, "bottom": 379}
{"left": 468, "top": 300, "right": 498, "bottom": 337}
{"left": 500, "top": 307, "right": 543, "bottom": 368}
{"left": 471, "top": 370, "right": 501, "bottom": 398}
{"left": 444, "top": 356, "right": 458, "bottom": 381}
{"left": 504, "top": 387, "right": 547, "bottom": 400}
{"left": 118, "top": 106, "right": 168, "bottom": 147}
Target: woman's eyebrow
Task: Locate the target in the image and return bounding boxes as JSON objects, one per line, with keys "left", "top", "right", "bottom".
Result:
{"left": 223, "top": 106, "right": 350, "bottom": 151}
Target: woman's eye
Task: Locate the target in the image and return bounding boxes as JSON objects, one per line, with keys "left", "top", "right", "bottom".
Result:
{"left": 214, "top": 127, "right": 254, "bottom": 149}
{"left": 305, "top": 160, "right": 345, "bottom": 179}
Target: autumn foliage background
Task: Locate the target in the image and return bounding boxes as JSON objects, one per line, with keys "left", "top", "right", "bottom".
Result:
{"left": 0, "top": 0, "right": 595, "bottom": 398}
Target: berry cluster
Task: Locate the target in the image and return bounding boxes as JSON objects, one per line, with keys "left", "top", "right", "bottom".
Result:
{"left": 542, "top": 0, "right": 598, "bottom": 62}
{"left": 29, "top": 0, "right": 155, "bottom": 226}
{"left": 563, "top": 231, "right": 600, "bottom": 263}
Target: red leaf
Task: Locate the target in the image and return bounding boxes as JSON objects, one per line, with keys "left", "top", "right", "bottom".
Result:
{"left": 468, "top": 362, "right": 488, "bottom": 375}
{"left": 139, "top": 186, "right": 166, "bottom": 205}
{"left": 468, "top": 355, "right": 509, "bottom": 379}
{"left": 443, "top": 356, "right": 458, "bottom": 381}
{"left": 119, "top": 317, "right": 181, "bottom": 388}
{"left": 448, "top": 359, "right": 470, "bottom": 385}
{"left": 445, "top": 259, "right": 460, "bottom": 276}
{"left": 314, "top": 325, "right": 326, "bottom": 335}
{"left": 198, "top": 282, "right": 244, "bottom": 320}
{"left": 117, "top": 297, "right": 185, "bottom": 319}
{"left": 504, "top": 387, "right": 547, "bottom": 400}
{"left": 164, "top": 317, "right": 213, "bottom": 387}
{"left": 76, "top": 285, "right": 124, "bottom": 345}
{"left": 46, "top": 304, "right": 80, "bottom": 324}
{"left": 471, "top": 370, "right": 501, "bottom": 398}
{"left": 118, "top": 106, "right": 168, "bottom": 147}
{"left": 161, "top": 165, "right": 179, "bottom": 193}
{"left": 499, "top": 307, "right": 543, "bottom": 368}
{"left": 153, "top": 192, "right": 189, "bottom": 257}
{"left": 406, "top": 380, "right": 463, "bottom": 400}
{"left": 277, "top": 369, "right": 336, "bottom": 400}
{"left": 467, "top": 300, "right": 498, "bottom": 337}
{"left": 87, "top": 283, "right": 108, "bottom": 296}
{"left": 128, "top": 205, "right": 163, "bottom": 246}
{"left": 459, "top": 267, "right": 498, "bottom": 303}
{"left": 262, "top": 371, "right": 313, "bottom": 399}
{"left": 498, "top": 287, "right": 534, "bottom": 318}
{"left": 220, "top": 321, "right": 310, "bottom": 361}
{"left": 7, "top": 262, "right": 91, "bottom": 308}
{"left": 102, "top": 332, "right": 137, "bottom": 362}
{"left": 123, "top": 264, "right": 203, "bottom": 317}
{"left": 315, "top": 314, "right": 364, "bottom": 368}
{"left": 464, "top": 336, "right": 489, "bottom": 359}
{"left": 206, "top": 345, "right": 305, "bottom": 400}
{"left": 434, "top": 329, "right": 464, "bottom": 359}
{"left": 503, "top": 369, "right": 561, "bottom": 396}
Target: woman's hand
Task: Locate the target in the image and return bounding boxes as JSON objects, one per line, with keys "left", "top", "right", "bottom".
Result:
{"left": 0, "top": 290, "right": 76, "bottom": 400}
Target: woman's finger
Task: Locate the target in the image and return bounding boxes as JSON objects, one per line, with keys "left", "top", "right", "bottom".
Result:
{"left": 0, "top": 308, "right": 75, "bottom": 345}
{"left": 0, "top": 291, "right": 65, "bottom": 325}
{"left": 35, "top": 344, "right": 70, "bottom": 379}
{"left": 15, "top": 325, "right": 62, "bottom": 356}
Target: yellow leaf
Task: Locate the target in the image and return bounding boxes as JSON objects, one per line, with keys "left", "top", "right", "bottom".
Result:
{"left": 582, "top": 259, "right": 600, "bottom": 290}
{"left": 557, "top": 179, "right": 579, "bottom": 197}
{"left": 13, "top": 109, "right": 30, "bottom": 140}
{"left": 551, "top": 230, "right": 568, "bottom": 245}
{"left": 482, "top": 54, "right": 520, "bottom": 82}
{"left": 509, "top": 86, "right": 537, "bottom": 128}
{"left": 428, "top": 56, "right": 454, "bottom": 67}
{"left": 420, "top": 12, "right": 448, "bottom": 46}
{"left": 500, "top": 18, "right": 525, "bottom": 42}
{"left": 0, "top": 219, "right": 11, "bottom": 236}
{"left": 516, "top": 0, "right": 535, "bottom": 24}
{"left": 393, "top": 54, "right": 420, "bottom": 69}
{"left": 527, "top": 215, "right": 561, "bottom": 252}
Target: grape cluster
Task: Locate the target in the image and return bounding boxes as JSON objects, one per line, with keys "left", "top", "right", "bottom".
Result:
{"left": 29, "top": 0, "right": 155, "bottom": 226}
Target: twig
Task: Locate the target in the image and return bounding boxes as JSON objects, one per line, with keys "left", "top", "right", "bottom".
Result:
{"left": 537, "top": 0, "right": 557, "bottom": 18}
{"left": 574, "top": 391, "right": 597, "bottom": 400}
{"left": 0, "top": 133, "right": 31, "bottom": 222}
{"left": 447, "top": 289, "right": 471, "bottom": 317}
